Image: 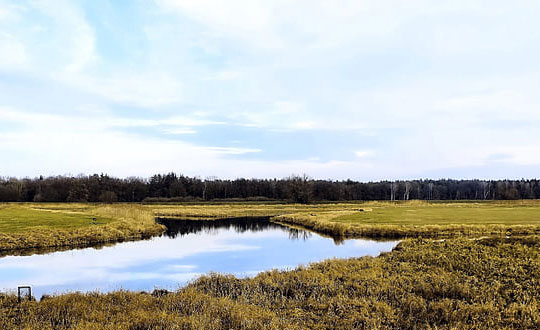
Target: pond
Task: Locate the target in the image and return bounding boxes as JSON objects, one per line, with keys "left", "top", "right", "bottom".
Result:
{"left": 0, "top": 217, "right": 399, "bottom": 299}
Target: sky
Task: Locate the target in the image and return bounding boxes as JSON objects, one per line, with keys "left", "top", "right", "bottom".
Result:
{"left": 1, "top": 0, "right": 540, "bottom": 181}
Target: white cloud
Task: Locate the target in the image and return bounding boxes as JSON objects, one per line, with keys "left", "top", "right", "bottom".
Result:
{"left": 0, "top": 32, "right": 27, "bottom": 69}
{"left": 202, "top": 147, "right": 261, "bottom": 155}
{"left": 201, "top": 70, "right": 241, "bottom": 81}
{"left": 155, "top": 0, "right": 540, "bottom": 55}
{"left": 162, "top": 128, "right": 197, "bottom": 135}
{"left": 2, "top": 1, "right": 540, "bottom": 179}
{"left": 0, "top": 0, "right": 97, "bottom": 73}
{"left": 55, "top": 72, "right": 184, "bottom": 107}
{"left": 230, "top": 100, "right": 321, "bottom": 131}
{"left": 0, "top": 107, "right": 375, "bottom": 178}
{"left": 355, "top": 151, "right": 373, "bottom": 158}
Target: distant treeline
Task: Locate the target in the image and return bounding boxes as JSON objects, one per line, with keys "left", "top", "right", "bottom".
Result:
{"left": 0, "top": 173, "right": 539, "bottom": 203}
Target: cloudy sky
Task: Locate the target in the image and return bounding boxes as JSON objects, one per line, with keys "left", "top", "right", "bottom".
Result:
{"left": 1, "top": 0, "right": 540, "bottom": 180}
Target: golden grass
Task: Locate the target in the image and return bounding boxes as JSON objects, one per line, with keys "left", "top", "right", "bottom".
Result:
{"left": 1, "top": 236, "right": 538, "bottom": 329}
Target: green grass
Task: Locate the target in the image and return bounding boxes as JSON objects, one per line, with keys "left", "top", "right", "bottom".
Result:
{"left": 3, "top": 201, "right": 540, "bottom": 250}
{"left": 0, "top": 203, "right": 164, "bottom": 251}
{"left": 0, "top": 205, "right": 111, "bottom": 233}
{"left": 333, "top": 201, "right": 540, "bottom": 225}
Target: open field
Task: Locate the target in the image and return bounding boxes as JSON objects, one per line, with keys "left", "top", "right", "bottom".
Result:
{"left": 0, "top": 203, "right": 163, "bottom": 251}
{"left": 273, "top": 201, "right": 540, "bottom": 238}
{"left": 0, "top": 204, "right": 112, "bottom": 233}
{"left": 150, "top": 199, "right": 540, "bottom": 224}
{"left": 334, "top": 200, "right": 540, "bottom": 225}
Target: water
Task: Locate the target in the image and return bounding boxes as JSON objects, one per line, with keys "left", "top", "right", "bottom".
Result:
{"left": 0, "top": 218, "right": 398, "bottom": 299}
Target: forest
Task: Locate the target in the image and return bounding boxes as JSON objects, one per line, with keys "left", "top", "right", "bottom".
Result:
{"left": 1, "top": 173, "right": 539, "bottom": 203}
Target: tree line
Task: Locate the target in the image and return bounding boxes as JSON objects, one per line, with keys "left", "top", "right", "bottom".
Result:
{"left": 0, "top": 173, "right": 539, "bottom": 203}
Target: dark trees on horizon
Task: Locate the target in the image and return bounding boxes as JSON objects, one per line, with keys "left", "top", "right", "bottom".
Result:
{"left": 0, "top": 173, "right": 538, "bottom": 204}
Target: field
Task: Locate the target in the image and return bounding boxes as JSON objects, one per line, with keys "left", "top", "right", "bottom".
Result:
{"left": 273, "top": 201, "right": 540, "bottom": 238}
{"left": 1, "top": 201, "right": 540, "bottom": 329}
{"left": 0, "top": 203, "right": 163, "bottom": 252}
{"left": 334, "top": 200, "right": 540, "bottom": 225}
{"left": 0, "top": 204, "right": 112, "bottom": 233}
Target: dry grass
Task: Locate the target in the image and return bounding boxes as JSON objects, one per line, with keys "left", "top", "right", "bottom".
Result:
{"left": 1, "top": 236, "right": 538, "bottom": 329}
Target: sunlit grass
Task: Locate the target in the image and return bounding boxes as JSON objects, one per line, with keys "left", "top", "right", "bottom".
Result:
{"left": 333, "top": 201, "right": 540, "bottom": 225}
{"left": 0, "top": 203, "right": 163, "bottom": 251}
{"left": 3, "top": 200, "right": 540, "bottom": 250}
{"left": 272, "top": 200, "right": 540, "bottom": 238}
{"left": 0, "top": 204, "right": 111, "bottom": 233}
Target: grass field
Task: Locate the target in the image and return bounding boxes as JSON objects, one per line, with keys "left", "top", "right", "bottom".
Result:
{"left": 0, "top": 203, "right": 163, "bottom": 251}
{"left": 334, "top": 201, "right": 540, "bottom": 225}
{"left": 0, "top": 204, "right": 111, "bottom": 233}
{"left": 272, "top": 201, "right": 540, "bottom": 238}
{"left": 3, "top": 200, "right": 540, "bottom": 250}
{"left": 148, "top": 199, "right": 540, "bottom": 225}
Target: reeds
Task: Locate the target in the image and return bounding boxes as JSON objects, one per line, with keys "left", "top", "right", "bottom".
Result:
{"left": 1, "top": 237, "right": 538, "bottom": 329}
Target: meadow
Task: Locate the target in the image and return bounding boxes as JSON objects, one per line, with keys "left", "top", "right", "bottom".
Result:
{"left": 2, "top": 200, "right": 540, "bottom": 250}
{"left": 0, "top": 203, "right": 163, "bottom": 251}
{"left": 1, "top": 201, "right": 540, "bottom": 329}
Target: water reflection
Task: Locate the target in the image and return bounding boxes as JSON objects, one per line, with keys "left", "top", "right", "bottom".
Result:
{"left": 157, "top": 217, "right": 313, "bottom": 242}
{"left": 0, "top": 218, "right": 399, "bottom": 299}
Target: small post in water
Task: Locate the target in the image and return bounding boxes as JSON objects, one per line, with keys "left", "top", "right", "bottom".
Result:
{"left": 18, "top": 285, "right": 32, "bottom": 302}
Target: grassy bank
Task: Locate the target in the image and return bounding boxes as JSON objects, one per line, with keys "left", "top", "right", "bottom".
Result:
{"left": 4, "top": 200, "right": 540, "bottom": 251}
{"left": 0, "top": 203, "right": 164, "bottom": 251}
{"left": 1, "top": 236, "right": 538, "bottom": 329}
{"left": 273, "top": 201, "right": 540, "bottom": 238}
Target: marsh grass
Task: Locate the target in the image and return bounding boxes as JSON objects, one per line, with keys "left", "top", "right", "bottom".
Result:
{"left": 1, "top": 237, "right": 538, "bottom": 329}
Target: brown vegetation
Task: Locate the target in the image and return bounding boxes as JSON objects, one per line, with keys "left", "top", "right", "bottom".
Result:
{"left": 1, "top": 237, "right": 538, "bottom": 329}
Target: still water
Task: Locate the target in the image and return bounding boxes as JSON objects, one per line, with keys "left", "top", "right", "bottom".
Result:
{"left": 0, "top": 218, "right": 398, "bottom": 299}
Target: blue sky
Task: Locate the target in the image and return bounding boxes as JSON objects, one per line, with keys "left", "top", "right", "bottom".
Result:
{"left": 1, "top": 0, "right": 540, "bottom": 180}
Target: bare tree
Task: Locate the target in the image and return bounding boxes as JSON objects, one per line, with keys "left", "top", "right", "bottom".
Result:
{"left": 404, "top": 182, "right": 411, "bottom": 200}
{"left": 390, "top": 182, "right": 397, "bottom": 201}
{"left": 481, "top": 182, "right": 491, "bottom": 200}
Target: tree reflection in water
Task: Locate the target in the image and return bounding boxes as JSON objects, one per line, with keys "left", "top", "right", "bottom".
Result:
{"left": 156, "top": 217, "right": 314, "bottom": 242}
